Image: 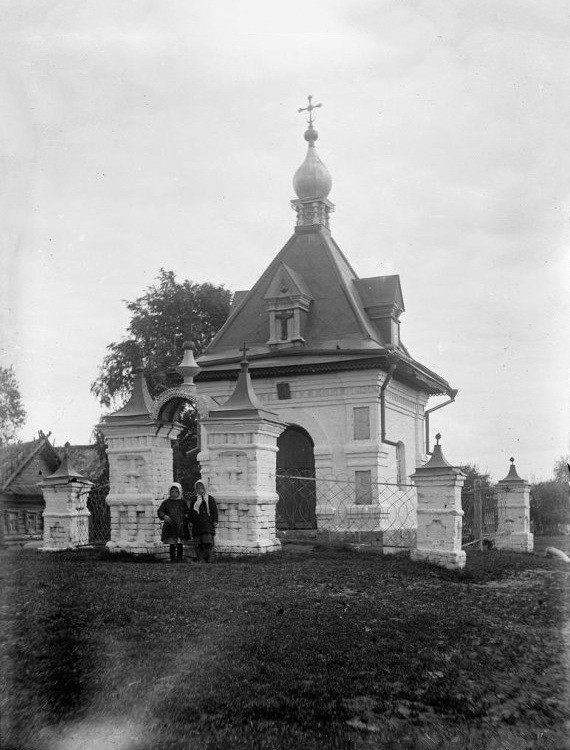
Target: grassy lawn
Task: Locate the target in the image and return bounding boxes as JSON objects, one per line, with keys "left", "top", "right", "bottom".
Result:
{"left": 1, "top": 546, "right": 569, "bottom": 750}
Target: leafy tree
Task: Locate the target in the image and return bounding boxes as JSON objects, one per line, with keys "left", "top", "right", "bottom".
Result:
{"left": 0, "top": 366, "right": 26, "bottom": 446}
{"left": 530, "top": 481, "right": 570, "bottom": 535}
{"left": 91, "top": 269, "right": 232, "bottom": 408}
{"left": 91, "top": 269, "right": 232, "bottom": 494}
{"left": 553, "top": 456, "right": 570, "bottom": 485}
{"left": 459, "top": 464, "right": 492, "bottom": 497}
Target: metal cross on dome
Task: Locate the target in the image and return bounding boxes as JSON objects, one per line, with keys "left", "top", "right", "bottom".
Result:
{"left": 298, "top": 95, "right": 322, "bottom": 126}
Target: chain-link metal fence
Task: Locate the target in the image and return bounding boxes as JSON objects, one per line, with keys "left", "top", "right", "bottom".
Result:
{"left": 76, "top": 483, "right": 110, "bottom": 546}
{"left": 276, "top": 472, "right": 417, "bottom": 550}
{"left": 461, "top": 480, "right": 507, "bottom": 549}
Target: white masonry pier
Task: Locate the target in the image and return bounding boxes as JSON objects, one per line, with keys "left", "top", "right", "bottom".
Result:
{"left": 39, "top": 443, "right": 93, "bottom": 551}
{"left": 411, "top": 435, "right": 466, "bottom": 570}
{"left": 99, "top": 368, "right": 183, "bottom": 556}
{"left": 199, "top": 348, "right": 285, "bottom": 555}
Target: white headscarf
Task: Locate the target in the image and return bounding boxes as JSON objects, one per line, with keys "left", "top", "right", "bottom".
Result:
{"left": 193, "top": 480, "right": 210, "bottom": 513}
{"left": 169, "top": 482, "right": 183, "bottom": 498}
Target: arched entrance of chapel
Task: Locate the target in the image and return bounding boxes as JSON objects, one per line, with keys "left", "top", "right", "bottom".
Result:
{"left": 276, "top": 425, "right": 316, "bottom": 529}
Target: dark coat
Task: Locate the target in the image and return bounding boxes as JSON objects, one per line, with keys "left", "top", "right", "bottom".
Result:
{"left": 189, "top": 495, "right": 218, "bottom": 537}
{"left": 157, "top": 497, "right": 190, "bottom": 542}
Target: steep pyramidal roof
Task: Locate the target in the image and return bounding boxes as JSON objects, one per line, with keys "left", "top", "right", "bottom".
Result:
{"left": 197, "top": 101, "right": 452, "bottom": 398}
{"left": 201, "top": 225, "right": 384, "bottom": 360}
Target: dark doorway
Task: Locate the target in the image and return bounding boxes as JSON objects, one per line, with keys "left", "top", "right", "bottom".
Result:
{"left": 276, "top": 425, "right": 316, "bottom": 529}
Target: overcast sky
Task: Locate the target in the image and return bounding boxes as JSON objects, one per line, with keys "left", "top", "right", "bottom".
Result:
{"left": 1, "top": 0, "right": 569, "bottom": 481}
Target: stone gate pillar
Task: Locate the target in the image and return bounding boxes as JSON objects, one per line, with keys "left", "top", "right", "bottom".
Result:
{"left": 198, "top": 352, "right": 285, "bottom": 555}
{"left": 410, "top": 435, "right": 466, "bottom": 570}
{"left": 39, "top": 444, "right": 93, "bottom": 550}
{"left": 99, "top": 368, "right": 182, "bottom": 555}
{"left": 495, "top": 458, "right": 533, "bottom": 552}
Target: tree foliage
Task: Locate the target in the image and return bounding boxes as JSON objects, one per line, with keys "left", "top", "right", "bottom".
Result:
{"left": 91, "top": 270, "right": 232, "bottom": 494}
{"left": 530, "top": 481, "right": 570, "bottom": 535}
{"left": 91, "top": 269, "right": 232, "bottom": 408}
{"left": 529, "top": 456, "right": 570, "bottom": 535}
{"left": 552, "top": 456, "right": 570, "bottom": 485}
{"left": 0, "top": 366, "right": 26, "bottom": 446}
{"left": 459, "top": 464, "right": 492, "bottom": 497}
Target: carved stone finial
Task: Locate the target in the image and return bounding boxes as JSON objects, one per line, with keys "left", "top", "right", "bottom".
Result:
{"left": 435, "top": 433, "right": 441, "bottom": 445}
{"left": 510, "top": 456, "right": 515, "bottom": 464}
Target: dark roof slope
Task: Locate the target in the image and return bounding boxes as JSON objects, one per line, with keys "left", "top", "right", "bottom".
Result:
{"left": 0, "top": 435, "right": 59, "bottom": 493}
{"left": 53, "top": 445, "right": 107, "bottom": 483}
{"left": 198, "top": 224, "right": 453, "bottom": 397}
{"left": 201, "top": 225, "right": 382, "bottom": 363}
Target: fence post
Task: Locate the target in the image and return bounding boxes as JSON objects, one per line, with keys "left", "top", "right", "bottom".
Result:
{"left": 410, "top": 434, "right": 466, "bottom": 570}
{"left": 38, "top": 444, "right": 93, "bottom": 551}
{"left": 474, "top": 480, "right": 483, "bottom": 552}
{"left": 495, "top": 458, "right": 533, "bottom": 552}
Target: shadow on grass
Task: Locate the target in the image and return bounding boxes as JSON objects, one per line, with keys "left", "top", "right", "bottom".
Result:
{"left": 4, "top": 558, "right": 102, "bottom": 742}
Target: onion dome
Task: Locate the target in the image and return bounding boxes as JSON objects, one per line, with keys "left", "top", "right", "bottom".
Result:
{"left": 293, "top": 123, "right": 332, "bottom": 199}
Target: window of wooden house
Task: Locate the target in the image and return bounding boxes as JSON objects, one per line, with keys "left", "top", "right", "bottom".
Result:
{"left": 25, "top": 512, "right": 38, "bottom": 534}
{"left": 7, "top": 511, "right": 19, "bottom": 534}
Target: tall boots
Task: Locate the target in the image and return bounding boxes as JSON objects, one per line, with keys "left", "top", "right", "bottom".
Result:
{"left": 169, "top": 544, "right": 184, "bottom": 563}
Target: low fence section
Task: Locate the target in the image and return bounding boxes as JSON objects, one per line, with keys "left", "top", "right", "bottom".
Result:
{"left": 461, "top": 480, "right": 507, "bottom": 550}
{"left": 77, "top": 483, "right": 110, "bottom": 546}
{"left": 276, "top": 472, "right": 417, "bottom": 550}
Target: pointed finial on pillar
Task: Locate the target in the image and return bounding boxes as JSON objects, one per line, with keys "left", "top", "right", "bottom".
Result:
{"left": 421, "top": 433, "right": 453, "bottom": 469}
{"left": 177, "top": 341, "right": 200, "bottom": 384}
{"left": 500, "top": 456, "right": 525, "bottom": 483}
{"left": 208, "top": 343, "right": 277, "bottom": 420}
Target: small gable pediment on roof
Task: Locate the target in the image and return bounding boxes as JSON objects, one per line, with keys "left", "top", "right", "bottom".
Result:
{"left": 264, "top": 263, "right": 312, "bottom": 303}
{"left": 264, "top": 263, "right": 313, "bottom": 347}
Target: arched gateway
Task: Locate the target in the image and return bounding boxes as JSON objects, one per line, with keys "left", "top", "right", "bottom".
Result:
{"left": 276, "top": 425, "right": 316, "bottom": 529}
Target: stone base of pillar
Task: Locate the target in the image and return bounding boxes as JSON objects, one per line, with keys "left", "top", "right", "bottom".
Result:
{"left": 495, "top": 531, "right": 534, "bottom": 553}
{"left": 39, "top": 512, "right": 90, "bottom": 552}
{"left": 215, "top": 539, "right": 282, "bottom": 555}
{"left": 411, "top": 548, "right": 466, "bottom": 570}
{"left": 212, "top": 492, "right": 283, "bottom": 556}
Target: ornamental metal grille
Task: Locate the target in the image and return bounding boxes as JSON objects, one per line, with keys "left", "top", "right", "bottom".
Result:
{"left": 461, "top": 480, "right": 507, "bottom": 549}
{"left": 76, "top": 483, "right": 111, "bottom": 546}
{"left": 275, "top": 471, "right": 417, "bottom": 549}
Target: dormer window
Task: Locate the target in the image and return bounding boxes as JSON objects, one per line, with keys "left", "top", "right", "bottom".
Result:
{"left": 264, "top": 264, "right": 312, "bottom": 348}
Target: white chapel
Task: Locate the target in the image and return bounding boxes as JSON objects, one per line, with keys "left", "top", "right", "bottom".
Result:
{"left": 195, "top": 99, "right": 456, "bottom": 533}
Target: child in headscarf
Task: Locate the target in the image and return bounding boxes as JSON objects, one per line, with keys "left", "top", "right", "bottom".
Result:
{"left": 190, "top": 480, "right": 218, "bottom": 563}
{"left": 157, "top": 482, "right": 190, "bottom": 563}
